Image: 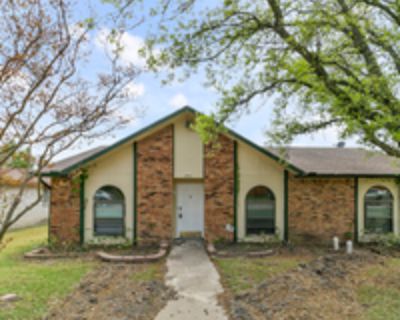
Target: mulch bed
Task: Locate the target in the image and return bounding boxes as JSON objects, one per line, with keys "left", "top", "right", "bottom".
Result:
{"left": 44, "top": 262, "right": 175, "bottom": 320}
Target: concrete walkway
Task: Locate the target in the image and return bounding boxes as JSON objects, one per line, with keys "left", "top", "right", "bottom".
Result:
{"left": 155, "top": 240, "right": 228, "bottom": 320}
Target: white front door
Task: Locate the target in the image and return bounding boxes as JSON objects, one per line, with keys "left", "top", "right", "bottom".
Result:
{"left": 176, "top": 183, "right": 204, "bottom": 237}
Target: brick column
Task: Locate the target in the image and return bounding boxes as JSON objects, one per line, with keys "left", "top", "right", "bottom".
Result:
{"left": 204, "top": 134, "right": 235, "bottom": 242}
{"left": 137, "top": 125, "right": 174, "bottom": 242}
{"left": 49, "top": 176, "right": 80, "bottom": 245}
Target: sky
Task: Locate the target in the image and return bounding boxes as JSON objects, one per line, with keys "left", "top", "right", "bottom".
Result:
{"left": 58, "top": 0, "right": 359, "bottom": 159}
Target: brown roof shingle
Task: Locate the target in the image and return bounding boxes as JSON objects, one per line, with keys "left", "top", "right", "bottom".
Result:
{"left": 42, "top": 146, "right": 107, "bottom": 174}
{"left": 268, "top": 147, "right": 400, "bottom": 176}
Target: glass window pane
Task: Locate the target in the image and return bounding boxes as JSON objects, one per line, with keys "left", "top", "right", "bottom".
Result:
{"left": 365, "top": 186, "right": 393, "bottom": 234}
{"left": 95, "top": 186, "right": 124, "bottom": 202}
{"left": 95, "top": 203, "right": 124, "bottom": 218}
{"left": 94, "top": 186, "right": 125, "bottom": 236}
{"left": 366, "top": 205, "right": 391, "bottom": 219}
{"left": 95, "top": 218, "right": 124, "bottom": 236}
{"left": 246, "top": 186, "right": 275, "bottom": 235}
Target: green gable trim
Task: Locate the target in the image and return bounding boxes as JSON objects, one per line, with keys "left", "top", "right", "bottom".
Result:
{"left": 233, "top": 141, "right": 238, "bottom": 242}
{"left": 42, "top": 172, "right": 68, "bottom": 177}
{"left": 354, "top": 177, "right": 359, "bottom": 243}
{"left": 79, "top": 174, "right": 85, "bottom": 245}
{"left": 56, "top": 107, "right": 194, "bottom": 175}
{"left": 133, "top": 142, "right": 138, "bottom": 244}
{"left": 226, "top": 130, "right": 304, "bottom": 175}
{"left": 46, "top": 106, "right": 304, "bottom": 176}
{"left": 284, "top": 170, "right": 289, "bottom": 242}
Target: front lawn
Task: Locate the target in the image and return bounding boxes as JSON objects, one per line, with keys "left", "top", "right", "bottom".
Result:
{"left": 215, "top": 255, "right": 309, "bottom": 293}
{"left": 357, "top": 258, "right": 400, "bottom": 320}
{"left": 215, "top": 248, "right": 400, "bottom": 320}
{"left": 0, "top": 225, "right": 95, "bottom": 320}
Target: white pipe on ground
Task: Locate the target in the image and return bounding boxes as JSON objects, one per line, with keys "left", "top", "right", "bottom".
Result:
{"left": 346, "top": 240, "right": 353, "bottom": 254}
{"left": 333, "top": 236, "right": 340, "bottom": 251}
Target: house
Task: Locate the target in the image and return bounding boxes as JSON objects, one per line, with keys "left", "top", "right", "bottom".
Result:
{"left": 0, "top": 169, "right": 50, "bottom": 230}
{"left": 42, "top": 106, "right": 400, "bottom": 245}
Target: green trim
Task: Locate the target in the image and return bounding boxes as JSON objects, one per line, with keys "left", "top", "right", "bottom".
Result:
{"left": 233, "top": 141, "right": 238, "bottom": 242}
{"left": 284, "top": 170, "right": 289, "bottom": 242}
{"left": 42, "top": 172, "right": 68, "bottom": 177}
{"left": 133, "top": 142, "right": 138, "bottom": 244}
{"left": 227, "top": 131, "right": 304, "bottom": 175}
{"left": 172, "top": 124, "right": 175, "bottom": 178}
{"left": 48, "top": 182, "right": 52, "bottom": 245}
{"left": 79, "top": 174, "right": 85, "bottom": 245}
{"left": 59, "top": 107, "right": 194, "bottom": 174}
{"left": 354, "top": 177, "right": 358, "bottom": 243}
{"left": 48, "top": 106, "right": 304, "bottom": 176}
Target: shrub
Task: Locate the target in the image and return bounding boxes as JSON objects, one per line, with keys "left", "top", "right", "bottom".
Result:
{"left": 374, "top": 233, "right": 400, "bottom": 249}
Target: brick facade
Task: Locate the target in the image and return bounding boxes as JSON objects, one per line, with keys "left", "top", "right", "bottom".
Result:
{"left": 288, "top": 175, "right": 355, "bottom": 243}
{"left": 49, "top": 122, "right": 360, "bottom": 246}
{"left": 49, "top": 176, "right": 80, "bottom": 245}
{"left": 204, "top": 135, "right": 235, "bottom": 242}
{"left": 137, "top": 125, "right": 174, "bottom": 242}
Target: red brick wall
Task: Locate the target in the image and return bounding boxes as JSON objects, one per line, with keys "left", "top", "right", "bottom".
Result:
{"left": 137, "top": 125, "right": 174, "bottom": 242}
{"left": 49, "top": 176, "right": 80, "bottom": 245}
{"left": 204, "top": 135, "right": 235, "bottom": 242}
{"left": 288, "top": 175, "right": 355, "bottom": 243}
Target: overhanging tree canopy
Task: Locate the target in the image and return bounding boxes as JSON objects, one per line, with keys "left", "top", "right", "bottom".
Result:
{"left": 140, "top": 0, "right": 400, "bottom": 156}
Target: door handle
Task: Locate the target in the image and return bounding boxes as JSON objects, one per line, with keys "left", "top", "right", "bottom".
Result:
{"left": 179, "top": 213, "right": 183, "bottom": 219}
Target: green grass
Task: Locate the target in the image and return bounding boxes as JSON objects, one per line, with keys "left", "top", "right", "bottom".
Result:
{"left": 130, "top": 263, "right": 164, "bottom": 282}
{"left": 215, "top": 256, "right": 305, "bottom": 293}
{"left": 357, "top": 258, "right": 400, "bottom": 320}
{"left": 358, "top": 286, "right": 400, "bottom": 320}
{"left": 0, "top": 225, "right": 94, "bottom": 320}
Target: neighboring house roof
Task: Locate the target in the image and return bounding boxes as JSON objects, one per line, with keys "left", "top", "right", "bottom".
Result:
{"left": 268, "top": 147, "right": 400, "bottom": 176}
{"left": 0, "top": 168, "right": 41, "bottom": 187}
{"left": 44, "top": 146, "right": 107, "bottom": 174}
{"left": 42, "top": 106, "right": 400, "bottom": 177}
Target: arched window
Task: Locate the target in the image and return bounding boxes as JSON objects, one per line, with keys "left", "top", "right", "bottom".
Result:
{"left": 246, "top": 186, "right": 275, "bottom": 235}
{"left": 94, "top": 186, "right": 125, "bottom": 236}
{"left": 364, "top": 186, "right": 393, "bottom": 234}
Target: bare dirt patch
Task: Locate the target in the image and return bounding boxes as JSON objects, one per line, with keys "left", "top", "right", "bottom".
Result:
{"left": 45, "top": 261, "right": 175, "bottom": 320}
{"left": 218, "top": 249, "right": 385, "bottom": 320}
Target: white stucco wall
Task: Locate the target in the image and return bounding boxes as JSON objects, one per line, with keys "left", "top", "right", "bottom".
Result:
{"left": 6, "top": 187, "right": 49, "bottom": 230}
{"left": 84, "top": 144, "right": 134, "bottom": 242}
{"left": 174, "top": 116, "right": 203, "bottom": 179}
{"left": 358, "top": 178, "right": 399, "bottom": 239}
{"left": 237, "top": 142, "right": 285, "bottom": 240}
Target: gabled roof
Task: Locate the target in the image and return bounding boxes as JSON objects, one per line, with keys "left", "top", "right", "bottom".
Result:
{"left": 268, "top": 147, "right": 400, "bottom": 176}
{"left": 43, "top": 106, "right": 400, "bottom": 178}
{"left": 42, "top": 106, "right": 304, "bottom": 176}
{"left": 43, "top": 146, "right": 107, "bottom": 175}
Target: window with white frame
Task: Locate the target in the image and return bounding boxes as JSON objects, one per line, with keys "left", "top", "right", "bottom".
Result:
{"left": 94, "top": 186, "right": 125, "bottom": 236}
{"left": 364, "top": 186, "right": 393, "bottom": 234}
{"left": 246, "top": 186, "right": 275, "bottom": 235}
